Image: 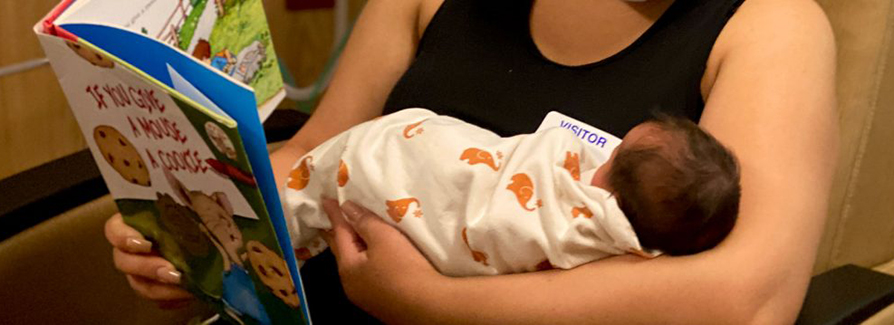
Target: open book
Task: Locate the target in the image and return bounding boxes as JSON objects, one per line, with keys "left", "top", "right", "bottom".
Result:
{"left": 35, "top": 1, "right": 309, "bottom": 324}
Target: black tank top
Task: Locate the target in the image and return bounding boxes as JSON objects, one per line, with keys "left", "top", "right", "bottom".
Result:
{"left": 384, "top": 0, "right": 744, "bottom": 138}
{"left": 303, "top": 0, "right": 743, "bottom": 322}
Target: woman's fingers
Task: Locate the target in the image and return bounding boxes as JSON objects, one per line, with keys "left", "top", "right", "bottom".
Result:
{"left": 321, "top": 199, "right": 365, "bottom": 267}
{"left": 340, "top": 201, "right": 407, "bottom": 251}
{"left": 112, "top": 247, "right": 182, "bottom": 285}
{"left": 105, "top": 213, "right": 152, "bottom": 254}
{"left": 106, "top": 213, "right": 194, "bottom": 303}
{"left": 126, "top": 274, "right": 194, "bottom": 301}
{"left": 320, "top": 200, "right": 441, "bottom": 317}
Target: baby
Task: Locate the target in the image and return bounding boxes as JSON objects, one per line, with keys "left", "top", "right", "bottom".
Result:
{"left": 283, "top": 108, "right": 740, "bottom": 276}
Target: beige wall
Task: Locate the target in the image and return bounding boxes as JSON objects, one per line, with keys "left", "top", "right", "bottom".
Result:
{"left": 0, "top": 0, "right": 365, "bottom": 180}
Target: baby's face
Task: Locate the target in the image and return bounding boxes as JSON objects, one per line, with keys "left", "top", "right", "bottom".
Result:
{"left": 590, "top": 122, "right": 662, "bottom": 189}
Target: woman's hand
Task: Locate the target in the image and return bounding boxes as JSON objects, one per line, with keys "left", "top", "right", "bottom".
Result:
{"left": 320, "top": 199, "right": 444, "bottom": 322}
{"left": 104, "top": 213, "right": 194, "bottom": 308}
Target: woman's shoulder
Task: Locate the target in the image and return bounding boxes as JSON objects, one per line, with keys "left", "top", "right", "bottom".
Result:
{"left": 703, "top": 0, "right": 834, "bottom": 96}
{"left": 716, "top": 0, "right": 833, "bottom": 58}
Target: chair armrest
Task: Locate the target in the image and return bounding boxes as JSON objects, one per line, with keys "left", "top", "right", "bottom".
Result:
{"left": 796, "top": 264, "right": 894, "bottom": 325}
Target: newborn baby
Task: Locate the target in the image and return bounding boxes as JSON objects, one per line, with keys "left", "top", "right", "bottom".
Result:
{"left": 283, "top": 108, "right": 740, "bottom": 276}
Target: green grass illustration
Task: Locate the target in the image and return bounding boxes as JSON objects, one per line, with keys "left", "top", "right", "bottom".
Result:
{"left": 178, "top": 0, "right": 209, "bottom": 51}
{"left": 208, "top": 0, "right": 283, "bottom": 107}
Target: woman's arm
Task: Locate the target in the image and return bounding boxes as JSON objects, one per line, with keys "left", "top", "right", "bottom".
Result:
{"left": 105, "top": 0, "right": 422, "bottom": 303}
{"left": 327, "top": 0, "right": 838, "bottom": 323}
{"left": 270, "top": 0, "right": 422, "bottom": 185}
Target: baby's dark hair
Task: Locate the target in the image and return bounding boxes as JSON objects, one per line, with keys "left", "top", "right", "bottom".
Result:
{"left": 607, "top": 115, "right": 740, "bottom": 256}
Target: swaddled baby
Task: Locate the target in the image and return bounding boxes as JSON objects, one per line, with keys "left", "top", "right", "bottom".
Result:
{"left": 283, "top": 108, "right": 740, "bottom": 276}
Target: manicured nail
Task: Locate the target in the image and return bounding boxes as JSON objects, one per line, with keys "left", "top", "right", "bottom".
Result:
{"left": 156, "top": 267, "right": 182, "bottom": 285}
{"left": 341, "top": 201, "right": 363, "bottom": 223}
{"left": 125, "top": 237, "right": 152, "bottom": 253}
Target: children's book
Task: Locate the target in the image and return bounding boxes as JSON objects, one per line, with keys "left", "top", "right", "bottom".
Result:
{"left": 34, "top": 1, "right": 309, "bottom": 324}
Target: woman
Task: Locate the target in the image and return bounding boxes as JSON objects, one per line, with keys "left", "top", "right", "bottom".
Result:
{"left": 105, "top": 0, "right": 838, "bottom": 322}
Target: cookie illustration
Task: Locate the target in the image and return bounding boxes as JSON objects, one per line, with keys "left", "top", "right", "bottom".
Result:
{"left": 246, "top": 241, "right": 300, "bottom": 308}
{"left": 155, "top": 193, "right": 211, "bottom": 257}
{"left": 66, "top": 41, "right": 115, "bottom": 68}
{"left": 205, "top": 122, "right": 237, "bottom": 160}
{"left": 93, "top": 125, "right": 151, "bottom": 186}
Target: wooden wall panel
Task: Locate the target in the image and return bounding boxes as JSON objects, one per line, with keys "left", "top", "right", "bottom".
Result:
{"left": 0, "top": 0, "right": 85, "bottom": 180}
{"left": 264, "top": 0, "right": 366, "bottom": 87}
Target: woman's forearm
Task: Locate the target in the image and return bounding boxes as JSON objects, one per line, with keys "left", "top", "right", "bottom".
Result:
{"left": 389, "top": 254, "right": 762, "bottom": 325}
{"left": 270, "top": 141, "right": 307, "bottom": 190}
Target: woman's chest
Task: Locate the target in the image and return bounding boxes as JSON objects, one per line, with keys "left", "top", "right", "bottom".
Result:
{"left": 391, "top": 0, "right": 717, "bottom": 137}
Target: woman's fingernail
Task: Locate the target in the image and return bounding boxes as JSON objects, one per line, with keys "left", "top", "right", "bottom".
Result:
{"left": 156, "top": 267, "right": 182, "bottom": 284}
{"left": 126, "top": 237, "right": 152, "bottom": 253}
{"left": 341, "top": 201, "right": 363, "bottom": 223}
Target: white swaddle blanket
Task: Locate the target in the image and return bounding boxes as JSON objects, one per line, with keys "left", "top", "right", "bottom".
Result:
{"left": 283, "top": 108, "right": 647, "bottom": 276}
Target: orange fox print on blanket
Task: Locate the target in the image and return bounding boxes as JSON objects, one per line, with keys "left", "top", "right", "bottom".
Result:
{"left": 385, "top": 197, "right": 422, "bottom": 223}
{"left": 563, "top": 151, "right": 581, "bottom": 181}
{"left": 507, "top": 173, "right": 542, "bottom": 211}
{"left": 403, "top": 120, "right": 425, "bottom": 139}
{"left": 462, "top": 227, "right": 489, "bottom": 266}
{"left": 460, "top": 148, "right": 502, "bottom": 171}
{"left": 571, "top": 206, "right": 593, "bottom": 219}
{"left": 337, "top": 160, "right": 349, "bottom": 187}
{"left": 287, "top": 156, "right": 313, "bottom": 190}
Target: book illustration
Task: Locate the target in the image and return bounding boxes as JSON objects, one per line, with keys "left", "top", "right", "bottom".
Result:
{"left": 193, "top": 39, "right": 268, "bottom": 85}
{"left": 165, "top": 168, "right": 244, "bottom": 270}
{"left": 199, "top": 0, "right": 280, "bottom": 104}
{"left": 66, "top": 40, "right": 114, "bottom": 68}
{"left": 163, "top": 169, "right": 273, "bottom": 324}
{"left": 155, "top": 192, "right": 213, "bottom": 257}
{"left": 207, "top": 158, "right": 258, "bottom": 187}
{"left": 55, "top": 0, "right": 283, "bottom": 112}
{"left": 93, "top": 125, "right": 151, "bottom": 186}
{"left": 206, "top": 120, "right": 237, "bottom": 160}
{"left": 246, "top": 241, "right": 300, "bottom": 309}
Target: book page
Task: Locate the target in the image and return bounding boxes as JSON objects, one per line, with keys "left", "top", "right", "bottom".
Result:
{"left": 57, "top": 0, "right": 284, "bottom": 109}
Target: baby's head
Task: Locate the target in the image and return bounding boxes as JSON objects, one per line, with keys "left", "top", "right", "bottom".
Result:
{"left": 591, "top": 116, "right": 741, "bottom": 256}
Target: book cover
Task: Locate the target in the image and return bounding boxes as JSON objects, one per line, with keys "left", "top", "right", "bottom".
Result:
{"left": 35, "top": 1, "right": 309, "bottom": 324}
